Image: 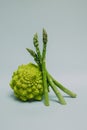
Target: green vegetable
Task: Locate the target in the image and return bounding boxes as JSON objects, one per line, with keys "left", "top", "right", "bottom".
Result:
{"left": 42, "top": 29, "right": 49, "bottom": 106}
{"left": 10, "top": 28, "right": 77, "bottom": 106}
{"left": 10, "top": 63, "right": 43, "bottom": 101}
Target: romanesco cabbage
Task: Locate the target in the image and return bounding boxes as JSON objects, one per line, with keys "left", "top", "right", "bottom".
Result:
{"left": 10, "top": 63, "right": 43, "bottom": 101}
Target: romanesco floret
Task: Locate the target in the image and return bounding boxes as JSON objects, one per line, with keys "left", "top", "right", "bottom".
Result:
{"left": 10, "top": 63, "right": 43, "bottom": 101}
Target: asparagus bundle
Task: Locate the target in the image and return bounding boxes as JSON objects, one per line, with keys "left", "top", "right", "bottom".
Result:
{"left": 26, "top": 29, "right": 77, "bottom": 106}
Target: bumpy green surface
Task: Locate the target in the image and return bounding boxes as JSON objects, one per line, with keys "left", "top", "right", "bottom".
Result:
{"left": 10, "top": 63, "right": 43, "bottom": 101}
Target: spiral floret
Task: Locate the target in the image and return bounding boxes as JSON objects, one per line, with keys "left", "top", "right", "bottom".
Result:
{"left": 10, "top": 63, "right": 43, "bottom": 101}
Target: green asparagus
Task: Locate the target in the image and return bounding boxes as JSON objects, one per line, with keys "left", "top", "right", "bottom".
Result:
{"left": 26, "top": 28, "right": 77, "bottom": 106}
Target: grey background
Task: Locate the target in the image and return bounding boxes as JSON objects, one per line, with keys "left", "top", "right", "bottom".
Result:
{"left": 0, "top": 0, "right": 87, "bottom": 130}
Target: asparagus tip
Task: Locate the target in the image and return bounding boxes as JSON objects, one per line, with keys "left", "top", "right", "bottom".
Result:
{"left": 71, "top": 93, "right": 77, "bottom": 98}
{"left": 43, "top": 28, "right": 48, "bottom": 44}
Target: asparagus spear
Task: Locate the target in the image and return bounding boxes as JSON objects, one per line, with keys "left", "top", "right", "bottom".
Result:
{"left": 47, "top": 71, "right": 66, "bottom": 104}
{"left": 42, "top": 29, "right": 49, "bottom": 106}
{"left": 26, "top": 48, "right": 40, "bottom": 66}
{"left": 33, "top": 33, "right": 42, "bottom": 69}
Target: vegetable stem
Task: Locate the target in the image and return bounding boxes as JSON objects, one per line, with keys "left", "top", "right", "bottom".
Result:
{"left": 47, "top": 72, "right": 66, "bottom": 105}
{"left": 42, "top": 61, "right": 49, "bottom": 106}
{"left": 42, "top": 29, "right": 49, "bottom": 106}
{"left": 50, "top": 74, "right": 77, "bottom": 98}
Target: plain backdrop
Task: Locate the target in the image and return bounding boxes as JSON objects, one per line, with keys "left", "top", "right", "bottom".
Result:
{"left": 0, "top": 0, "right": 87, "bottom": 130}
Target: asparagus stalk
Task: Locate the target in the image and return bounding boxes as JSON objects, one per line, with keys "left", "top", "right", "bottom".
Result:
{"left": 33, "top": 33, "right": 42, "bottom": 69}
{"left": 26, "top": 48, "right": 40, "bottom": 66}
{"left": 47, "top": 72, "right": 66, "bottom": 104}
{"left": 42, "top": 29, "right": 49, "bottom": 106}
{"left": 50, "top": 74, "right": 77, "bottom": 97}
